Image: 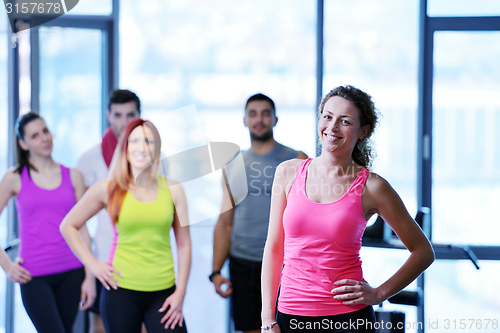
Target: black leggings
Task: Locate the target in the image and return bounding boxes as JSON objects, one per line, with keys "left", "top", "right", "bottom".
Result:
{"left": 100, "top": 285, "right": 188, "bottom": 333}
{"left": 20, "top": 267, "right": 85, "bottom": 333}
{"left": 277, "top": 306, "right": 376, "bottom": 333}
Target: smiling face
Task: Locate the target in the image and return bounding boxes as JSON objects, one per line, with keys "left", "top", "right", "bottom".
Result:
{"left": 18, "top": 118, "right": 53, "bottom": 157}
{"left": 244, "top": 100, "right": 277, "bottom": 141}
{"left": 318, "top": 96, "right": 370, "bottom": 155}
{"left": 127, "top": 125, "right": 157, "bottom": 172}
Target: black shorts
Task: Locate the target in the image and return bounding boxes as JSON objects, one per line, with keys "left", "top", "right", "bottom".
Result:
{"left": 88, "top": 278, "right": 103, "bottom": 314}
{"left": 229, "top": 256, "right": 263, "bottom": 331}
{"left": 277, "top": 306, "right": 376, "bottom": 333}
{"left": 100, "top": 285, "right": 187, "bottom": 333}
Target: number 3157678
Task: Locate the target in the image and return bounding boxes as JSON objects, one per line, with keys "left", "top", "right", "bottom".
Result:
{"left": 444, "top": 319, "right": 498, "bottom": 330}
{"left": 5, "top": 2, "right": 62, "bottom": 14}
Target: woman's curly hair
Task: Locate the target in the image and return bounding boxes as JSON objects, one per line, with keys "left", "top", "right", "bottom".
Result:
{"left": 318, "top": 85, "right": 380, "bottom": 169}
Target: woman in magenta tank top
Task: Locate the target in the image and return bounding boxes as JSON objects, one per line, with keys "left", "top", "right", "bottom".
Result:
{"left": 261, "top": 86, "right": 435, "bottom": 333}
{"left": 0, "top": 112, "right": 96, "bottom": 333}
{"left": 61, "top": 119, "right": 191, "bottom": 333}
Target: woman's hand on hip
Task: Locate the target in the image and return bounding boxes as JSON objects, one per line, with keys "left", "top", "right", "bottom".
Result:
{"left": 88, "top": 259, "right": 122, "bottom": 291}
{"left": 159, "top": 289, "right": 185, "bottom": 330}
{"left": 331, "top": 278, "right": 382, "bottom": 305}
{"left": 6, "top": 258, "right": 32, "bottom": 284}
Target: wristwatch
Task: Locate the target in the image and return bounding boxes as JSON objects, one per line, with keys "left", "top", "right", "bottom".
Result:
{"left": 209, "top": 270, "right": 221, "bottom": 282}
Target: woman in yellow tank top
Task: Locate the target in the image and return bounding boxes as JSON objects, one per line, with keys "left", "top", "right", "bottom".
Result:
{"left": 61, "top": 119, "right": 191, "bottom": 333}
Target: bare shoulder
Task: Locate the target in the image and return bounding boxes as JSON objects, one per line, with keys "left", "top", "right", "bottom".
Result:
{"left": 94, "top": 179, "right": 109, "bottom": 189}
{"left": 365, "top": 172, "right": 393, "bottom": 194}
{"left": 164, "top": 177, "right": 186, "bottom": 206}
{"left": 364, "top": 172, "right": 401, "bottom": 213}
{"left": 166, "top": 177, "right": 181, "bottom": 187}
{"left": 276, "top": 158, "right": 304, "bottom": 180}
{"left": 275, "top": 159, "right": 306, "bottom": 197}
{"left": 165, "top": 177, "right": 185, "bottom": 195}
{"left": 1, "top": 168, "right": 21, "bottom": 194}
{"left": 3, "top": 167, "right": 21, "bottom": 182}
{"left": 68, "top": 167, "right": 84, "bottom": 182}
{"left": 88, "top": 179, "right": 110, "bottom": 200}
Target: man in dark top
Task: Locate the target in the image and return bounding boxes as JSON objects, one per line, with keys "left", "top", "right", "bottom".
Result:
{"left": 210, "top": 93, "right": 308, "bottom": 333}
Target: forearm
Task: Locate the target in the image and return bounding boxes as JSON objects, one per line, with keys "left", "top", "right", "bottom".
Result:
{"left": 77, "top": 226, "right": 94, "bottom": 280}
{"left": 0, "top": 175, "right": 16, "bottom": 273}
{"left": 0, "top": 249, "right": 13, "bottom": 273}
{"left": 78, "top": 225, "right": 92, "bottom": 251}
{"left": 261, "top": 244, "right": 284, "bottom": 322}
{"left": 376, "top": 245, "right": 434, "bottom": 301}
{"left": 175, "top": 240, "right": 192, "bottom": 295}
{"left": 61, "top": 224, "right": 96, "bottom": 267}
{"left": 212, "top": 221, "right": 232, "bottom": 272}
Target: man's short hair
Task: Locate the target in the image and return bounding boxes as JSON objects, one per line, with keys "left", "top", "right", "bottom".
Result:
{"left": 245, "top": 93, "right": 276, "bottom": 115}
{"left": 108, "top": 89, "right": 141, "bottom": 112}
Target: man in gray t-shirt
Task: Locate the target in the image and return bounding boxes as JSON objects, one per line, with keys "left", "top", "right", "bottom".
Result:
{"left": 210, "top": 94, "right": 307, "bottom": 333}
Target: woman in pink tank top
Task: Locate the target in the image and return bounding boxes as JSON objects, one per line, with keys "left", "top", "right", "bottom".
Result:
{"left": 0, "top": 112, "right": 95, "bottom": 333}
{"left": 261, "top": 86, "right": 435, "bottom": 333}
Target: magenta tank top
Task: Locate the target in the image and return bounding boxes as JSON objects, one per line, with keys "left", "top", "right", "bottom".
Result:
{"left": 278, "top": 158, "right": 369, "bottom": 316}
{"left": 15, "top": 165, "right": 83, "bottom": 277}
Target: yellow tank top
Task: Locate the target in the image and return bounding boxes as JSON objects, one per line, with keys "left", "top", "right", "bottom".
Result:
{"left": 109, "top": 180, "right": 175, "bottom": 291}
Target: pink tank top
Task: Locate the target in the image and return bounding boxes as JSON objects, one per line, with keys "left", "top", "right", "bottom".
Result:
{"left": 15, "top": 165, "right": 83, "bottom": 277}
{"left": 278, "top": 158, "right": 369, "bottom": 316}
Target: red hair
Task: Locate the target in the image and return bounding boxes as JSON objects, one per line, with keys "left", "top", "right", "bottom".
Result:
{"left": 107, "top": 118, "right": 162, "bottom": 223}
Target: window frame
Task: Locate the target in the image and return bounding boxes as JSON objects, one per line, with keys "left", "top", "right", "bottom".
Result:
{"left": 417, "top": 1, "right": 500, "bottom": 332}
{"left": 4, "top": 1, "right": 119, "bottom": 332}
{"left": 418, "top": 0, "right": 500, "bottom": 258}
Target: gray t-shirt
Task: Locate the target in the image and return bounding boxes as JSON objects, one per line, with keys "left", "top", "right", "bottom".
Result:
{"left": 229, "top": 143, "right": 299, "bottom": 262}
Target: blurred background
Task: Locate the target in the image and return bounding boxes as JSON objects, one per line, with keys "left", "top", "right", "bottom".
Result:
{"left": 1, "top": 0, "right": 499, "bottom": 332}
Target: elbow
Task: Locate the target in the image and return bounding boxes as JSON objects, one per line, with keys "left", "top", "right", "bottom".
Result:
{"left": 269, "top": 244, "right": 284, "bottom": 257}
{"left": 423, "top": 237, "right": 435, "bottom": 267}
{"left": 59, "top": 220, "right": 68, "bottom": 238}
{"left": 263, "top": 241, "right": 284, "bottom": 261}
{"left": 59, "top": 217, "right": 77, "bottom": 241}
{"left": 177, "top": 237, "right": 192, "bottom": 254}
{"left": 217, "top": 219, "right": 232, "bottom": 235}
{"left": 409, "top": 240, "right": 435, "bottom": 271}
{"left": 426, "top": 245, "right": 435, "bottom": 268}
{"left": 418, "top": 242, "right": 435, "bottom": 271}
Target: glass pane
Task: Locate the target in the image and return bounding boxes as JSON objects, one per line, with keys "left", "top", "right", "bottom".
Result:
{"left": 428, "top": 0, "right": 500, "bottom": 17}
{"left": 324, "top": 0, "right": 419, "bottom": 215}
{"left": 0, "top": 10, "right": 8, "bottom": 332}
{"left": 432, "top": 32, "right": 500, "bottom": 245}
{"left": 67, "top": 0, "right": 112, "bottom": 15}
{"left": 426, "top": 260, "right": 500, "bottom": 331}
{"left": 39, "top": 27, "right": 102, "bottom": 167}
{"left": 361, "top": 247, "right": 419, "bottom": 333}
{"left": 121, "top": 0, "right": 317, "bottom": 156}
{"left": 121, "top": 1, "right": 316, "bottom": 331}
